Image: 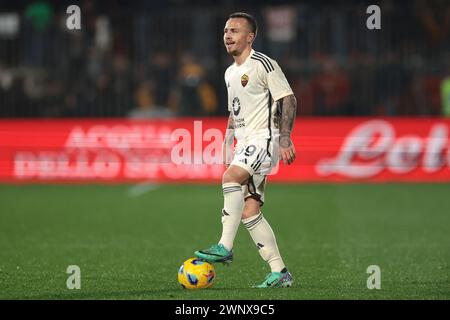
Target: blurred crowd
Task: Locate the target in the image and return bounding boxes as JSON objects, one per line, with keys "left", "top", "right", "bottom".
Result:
{"left": 0, "top": 0, "right": 449, "bottom": 118}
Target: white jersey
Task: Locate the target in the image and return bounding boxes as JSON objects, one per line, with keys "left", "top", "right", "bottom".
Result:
{"left": 225, "top": 49, "right": 294, "bottom": 142}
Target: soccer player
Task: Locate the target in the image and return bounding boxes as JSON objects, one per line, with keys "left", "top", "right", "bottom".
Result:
{"left": 194, "top": 12, "right": 297, "bottom": 288}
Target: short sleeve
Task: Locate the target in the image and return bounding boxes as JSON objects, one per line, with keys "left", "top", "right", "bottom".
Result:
{"left": 267, "top": 60, "right": 294, "bottom": 101}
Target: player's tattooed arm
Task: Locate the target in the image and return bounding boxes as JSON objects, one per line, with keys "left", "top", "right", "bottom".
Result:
{"left": 278, "top": 94, "right": 297, "bottom": 165}
{"left": 223, "top": 112, "right": 235, "bottom": 166}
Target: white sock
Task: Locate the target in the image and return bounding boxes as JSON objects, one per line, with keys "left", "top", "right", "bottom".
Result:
{"left": 218, "top": 182, "right": 244, "bottom": 251}
{"left": 242, "top": 213, "right": 286, "bottom": 272}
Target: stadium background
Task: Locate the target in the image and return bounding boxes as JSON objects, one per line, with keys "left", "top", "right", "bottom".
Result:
{"left": 0, "top": 0, "right": 449, "bottom": 299}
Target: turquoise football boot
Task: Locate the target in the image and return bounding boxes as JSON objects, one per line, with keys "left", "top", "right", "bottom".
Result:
{"left": 194, "top": 243, "right": 233, "bottom": 265}
{"left": 254, "top": 269, "right": 293, "bottom": 288}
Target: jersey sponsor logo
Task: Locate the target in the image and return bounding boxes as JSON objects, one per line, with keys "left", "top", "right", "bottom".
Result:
{"left": 241, "top": 74, "right": 249, "bottom": 87}
{"left": 232, "top": 97, "right": 241, "bottom": 116}
{"left": 235, "top": 118, "right": 245, "bottom": 128}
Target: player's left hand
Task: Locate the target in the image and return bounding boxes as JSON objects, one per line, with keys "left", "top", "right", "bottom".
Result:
{"left": 279, "top": 135, "right": 296, "bottom": 165}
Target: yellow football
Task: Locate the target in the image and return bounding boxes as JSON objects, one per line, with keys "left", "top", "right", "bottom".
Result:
{"left": 178, "top": 258, "right": 215, "bottom": 289}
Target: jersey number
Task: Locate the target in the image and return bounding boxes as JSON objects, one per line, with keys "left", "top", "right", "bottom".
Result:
{"left": 244, "top": 145, "right": 257, "bottom": 157}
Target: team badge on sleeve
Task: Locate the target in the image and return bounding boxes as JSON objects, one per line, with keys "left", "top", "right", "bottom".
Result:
{"left": 241, "top": 74, "right": 249, "bottom": 87}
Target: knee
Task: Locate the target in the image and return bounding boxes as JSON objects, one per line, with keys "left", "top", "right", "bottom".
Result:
{"left": 222, "top": 168, "right": 244, "bottom": 184}
{"left": 242, "top": 210, "right": 259, "bottom": 220}
{"left": 241, "top": 199, "right": 261, "bottom": 220}
{"left": 222, "top": 166, "right": 250, "bottom": 185}
{"left": 222, "top": 171, "right": 237, "bottom": 184}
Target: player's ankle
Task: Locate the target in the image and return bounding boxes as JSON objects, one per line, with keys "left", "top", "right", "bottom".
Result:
{"left": 219, "top": 242, "right": 232, "bottom": 252}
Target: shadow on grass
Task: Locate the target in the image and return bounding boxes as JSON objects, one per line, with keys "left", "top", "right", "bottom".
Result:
{"left": 7, "top": 286, "right": 260, "bottom": 300}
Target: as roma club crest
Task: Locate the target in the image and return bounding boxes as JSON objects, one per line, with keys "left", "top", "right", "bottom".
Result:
{"left": 241, "top": 74, "right": 249, "bottom": 87}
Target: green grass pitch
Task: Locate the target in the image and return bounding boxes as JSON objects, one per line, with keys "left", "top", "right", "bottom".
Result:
{"left": 0, "top": 183, "right": 449, "bottom": 299}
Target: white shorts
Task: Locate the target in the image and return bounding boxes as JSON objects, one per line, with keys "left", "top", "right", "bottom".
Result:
{"left": 230, "top": 137, "right": 279, "bottom": 206}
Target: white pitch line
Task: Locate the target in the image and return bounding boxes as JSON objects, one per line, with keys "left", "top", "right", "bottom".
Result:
{"left": 127, "top": 183, "right": 159, "bottom": 197}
